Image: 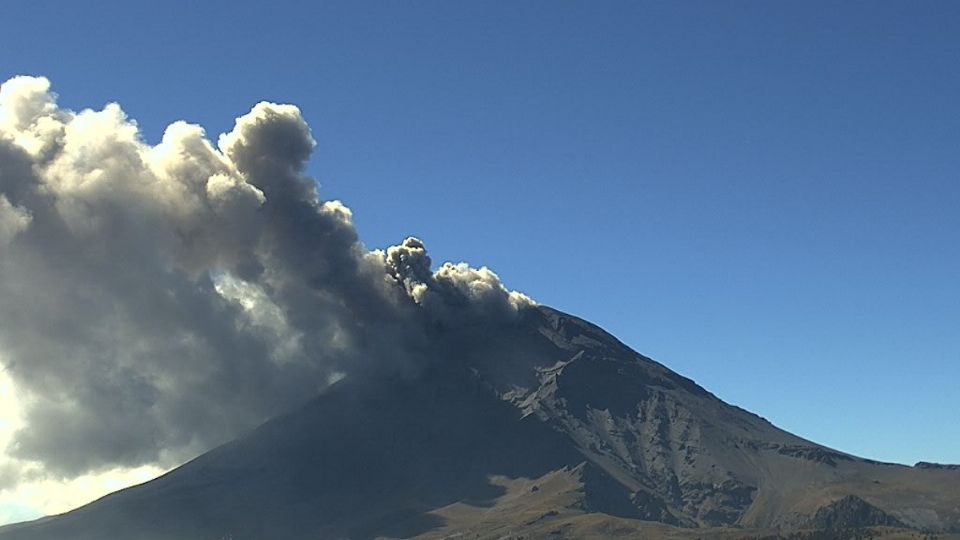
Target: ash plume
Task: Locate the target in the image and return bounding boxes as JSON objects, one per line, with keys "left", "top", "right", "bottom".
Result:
{"left": 0, "top": 76, "right": 533, "bottom": 480}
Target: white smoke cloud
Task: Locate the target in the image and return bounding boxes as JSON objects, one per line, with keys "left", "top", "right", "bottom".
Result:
{"left": 0, "top": 76, "right": 533, "bottom": 484}
{"left": 383, "top": 237, "right": 534, "bottom": 323}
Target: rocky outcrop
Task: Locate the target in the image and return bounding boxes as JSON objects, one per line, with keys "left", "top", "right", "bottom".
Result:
{"left": 776, "top": 445, "right": 854, "bottom": 467}
{"left": 915, "top": 462, "right": 960, "bottom": 470}
{"left": 808, "top": 496, "right": 906, "bottom": 529}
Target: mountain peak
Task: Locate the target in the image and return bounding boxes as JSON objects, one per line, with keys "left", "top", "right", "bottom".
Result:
{"left": 2, "top": 306, "right": 958, "bottom": 539}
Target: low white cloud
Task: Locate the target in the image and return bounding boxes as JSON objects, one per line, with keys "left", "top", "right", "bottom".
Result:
{"left": 0, "top": 366, "right": 167, "bottom": 526}
{"left": 0, "top": 465, "right": 167, "bottom": 526}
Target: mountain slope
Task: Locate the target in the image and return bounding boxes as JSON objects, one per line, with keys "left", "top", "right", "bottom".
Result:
{"left": 2, "top": 306, "right": 957, "bottom": 539}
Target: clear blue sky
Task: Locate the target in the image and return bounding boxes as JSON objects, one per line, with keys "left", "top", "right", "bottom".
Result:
{"left": 2, "top": 1, "right": 958, "bottom": 465}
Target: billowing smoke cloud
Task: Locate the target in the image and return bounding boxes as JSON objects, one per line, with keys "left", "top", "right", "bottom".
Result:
{"left": 384, "top": 237, "right": 532, "bottom": 322}
{"left": 0, "top": 76, "right": 533, "bottom": 481}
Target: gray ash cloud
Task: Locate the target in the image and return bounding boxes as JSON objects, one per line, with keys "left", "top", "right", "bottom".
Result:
{"left": 0, "top": 76, "right": 532, "bottom": 480}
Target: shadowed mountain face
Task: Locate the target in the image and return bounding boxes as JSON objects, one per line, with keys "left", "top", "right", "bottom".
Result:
{"left": 2, "top": 306, "right": 958, "bottom": 539}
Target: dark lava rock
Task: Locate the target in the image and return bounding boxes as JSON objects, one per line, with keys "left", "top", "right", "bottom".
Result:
{"left": 809, "top": 495, "right": 906, "bottom": 529}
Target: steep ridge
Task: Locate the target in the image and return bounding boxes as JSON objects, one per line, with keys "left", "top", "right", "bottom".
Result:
{"left": 1, "top": 306, "right": 957, "bottom": 539}
{"left": 512, "top": 308, "right": 960, "bottom": 532}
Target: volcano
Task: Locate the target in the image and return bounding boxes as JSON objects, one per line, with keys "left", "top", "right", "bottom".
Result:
{"left": 2, "top": 306, "right": 957, "bottom": 540}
